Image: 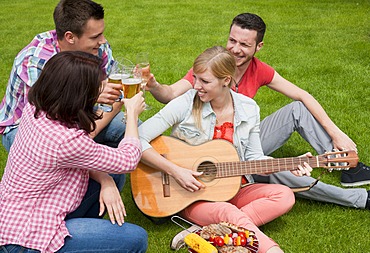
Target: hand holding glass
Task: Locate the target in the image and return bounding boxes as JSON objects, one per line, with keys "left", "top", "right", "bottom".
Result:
{"left": 121, "top": 64, "right": 142, "bottom": 123}
{"left": 98, "top": 60, "right": 122, "bottom": 112}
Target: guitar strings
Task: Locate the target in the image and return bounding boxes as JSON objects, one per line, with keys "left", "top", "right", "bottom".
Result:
{"left": 196, "top": 154, "right": 352, "bottom": 178}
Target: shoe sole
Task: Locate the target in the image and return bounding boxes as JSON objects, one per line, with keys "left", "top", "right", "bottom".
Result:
{"left": 340, "top": 180, "right": 370, "bottom": 187}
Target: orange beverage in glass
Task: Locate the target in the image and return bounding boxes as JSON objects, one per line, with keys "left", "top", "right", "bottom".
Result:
{"left": 122, "top": 78, "right": 141, "bottom": 98}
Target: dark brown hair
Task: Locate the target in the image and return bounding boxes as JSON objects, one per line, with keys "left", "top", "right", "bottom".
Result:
{"left": 230, "top": 13, "right": 266, "bottom": 44}
{"left": 28, "top": 51, "right": 104, "bottom": 133}
{"left": 53, "top": 0, "right": 104, "bottom": 39}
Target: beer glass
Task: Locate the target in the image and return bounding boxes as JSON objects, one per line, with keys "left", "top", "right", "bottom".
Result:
{"left": 136, "top": 52, "right": 151, "bottom": 110}
{"left": 121, "top": 63, "right": 142, "bottom": 123}
{"left": 98, "top": 60, "right": 123, "bottom": 112}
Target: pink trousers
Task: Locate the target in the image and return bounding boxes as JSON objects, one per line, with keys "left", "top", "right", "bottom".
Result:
{"left": 180, "top": 183, "right": 295, "bottom": 253}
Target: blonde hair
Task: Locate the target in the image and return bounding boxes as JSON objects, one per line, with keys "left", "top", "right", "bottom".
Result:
{"left": 192, "top": 46, "right": 236, "bottom": 130}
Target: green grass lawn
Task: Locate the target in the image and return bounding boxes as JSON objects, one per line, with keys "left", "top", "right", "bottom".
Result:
{"left": 1, "top": 0, "right": 369, "bottom": 252}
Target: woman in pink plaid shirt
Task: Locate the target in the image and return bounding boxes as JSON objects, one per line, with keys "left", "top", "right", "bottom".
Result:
{"left": 0, "top": 51, "right": 147, "bottom": 253}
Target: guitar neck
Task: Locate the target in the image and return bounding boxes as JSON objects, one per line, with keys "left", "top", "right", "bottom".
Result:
{"left": 216, "top": 156, "right": 321, "bottom": 178}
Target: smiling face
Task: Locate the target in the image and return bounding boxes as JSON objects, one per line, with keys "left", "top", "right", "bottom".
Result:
{"left": 69, "top": 18, "right": 106, "bottom": 56}
{"left": 193, "top": 69, "right": 230, "bottom": 103}
{"left": 226, "top": 24, "right": 263, "bottom": 69}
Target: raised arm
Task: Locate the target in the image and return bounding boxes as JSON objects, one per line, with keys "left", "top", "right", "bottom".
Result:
{"left": 146, "top": 74, "right": 192, "bottom": 104}
{"left": 267, "top": 71, "right": 356, "bottom": 151}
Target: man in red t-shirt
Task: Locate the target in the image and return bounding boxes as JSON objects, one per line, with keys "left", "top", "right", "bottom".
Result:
{"left": 146, "top": 13, "right": 370, "bottom": 211}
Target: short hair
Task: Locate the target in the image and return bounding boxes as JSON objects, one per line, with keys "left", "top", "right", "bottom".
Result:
{"left": 53, "top": 0, "right": 104, "bottom": 39}
{"left": 28, "top": 51, "right": 104, "bottom": 133}
{"left": 230, "top": 13, "right": 266, "bottom": 44}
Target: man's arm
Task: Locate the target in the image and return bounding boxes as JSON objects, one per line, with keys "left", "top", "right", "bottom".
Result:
{"left": 146, "top": 75, "right": 192, "bottom": 104}
{"left": 267, "top": 71, "right": 356, "bottom": 151}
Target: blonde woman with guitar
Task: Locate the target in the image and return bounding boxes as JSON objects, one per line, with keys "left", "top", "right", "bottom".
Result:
{"left": 137, "top": 46, "right": 317, "bottom": 253}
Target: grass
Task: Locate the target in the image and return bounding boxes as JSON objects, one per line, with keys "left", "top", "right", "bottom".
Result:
{"left": 0, "top": 0, "right": 369, "bottom": 252}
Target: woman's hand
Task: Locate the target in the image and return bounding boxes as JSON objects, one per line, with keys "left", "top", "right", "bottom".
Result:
{"left": 290, "top": 152, "right": 313, "bottom": 177}
{"left": 171, "top": 166, "right": 205, "bottom": 192}
{"left": 99, "top": 177, "right": 126, "bottom": 226}
{"left": 122, "top": 91, "right": 145, "bottom": 118}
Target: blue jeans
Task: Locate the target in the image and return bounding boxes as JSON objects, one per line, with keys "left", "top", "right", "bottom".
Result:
{"left": 93, "top": 111, "right": 126, "bottom": 148}
{"left": 0, "top": 245, "right": 39, "bottom": 253}
{"left": 1, "top": 127, "right": 17, "bottom": 152}
{"left": 0, "top": 219, "right": 148, "bottom": 253}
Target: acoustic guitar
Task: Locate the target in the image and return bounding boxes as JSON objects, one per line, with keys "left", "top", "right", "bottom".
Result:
{"left": 131, "top": 136, "right": 358, "bottom": 217}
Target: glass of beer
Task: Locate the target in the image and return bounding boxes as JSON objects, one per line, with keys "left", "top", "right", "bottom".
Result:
{"left": 97, "top": 60, "right": 123, "bottom": 112}
{"left": 121, "top": 63, "right": 142, "bottom": 123}
{"left": 136, "top": 52, "right": 151, "bottom": 110}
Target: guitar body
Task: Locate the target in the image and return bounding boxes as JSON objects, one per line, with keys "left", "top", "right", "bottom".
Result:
{"left": 131, "top": 136, "right": 242, "bottom": 217}
{"left": 131, "top": 136, "right": 358, "bottom": 218}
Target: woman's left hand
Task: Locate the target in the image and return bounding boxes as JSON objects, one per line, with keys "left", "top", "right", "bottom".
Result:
{"left": 290, "top": 152, "right": 313, "bottom": 177}
{"left": 99, "top": 178, "right": 126, "bottom": 226}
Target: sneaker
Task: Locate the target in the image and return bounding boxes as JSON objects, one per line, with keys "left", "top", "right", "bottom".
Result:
{"left": 170, "top": 225, "right": 201, "bottom": 250}
{"left": 341, "top": 162, "right": 370, "bottom": 187}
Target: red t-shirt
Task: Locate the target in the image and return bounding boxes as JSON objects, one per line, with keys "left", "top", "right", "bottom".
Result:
{"left": 183, "top": 57, "right": 275, "bottom": 98}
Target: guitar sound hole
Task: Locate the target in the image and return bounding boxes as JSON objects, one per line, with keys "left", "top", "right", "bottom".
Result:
{"left": 197, "top": 161, "right": 217, "bottom": 182}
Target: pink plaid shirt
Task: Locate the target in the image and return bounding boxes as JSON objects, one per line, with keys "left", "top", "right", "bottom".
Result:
{"left": 0, "top": 103, "right": 142, "bottom": 252}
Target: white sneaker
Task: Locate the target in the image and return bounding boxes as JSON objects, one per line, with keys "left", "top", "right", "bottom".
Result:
{"left": 170, "top": 225, "right": 201, "bottom": 250}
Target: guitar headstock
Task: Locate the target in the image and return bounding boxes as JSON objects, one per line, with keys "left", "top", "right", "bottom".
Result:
{"left": 319, "top": 150, "right": 358, "bottom": 171}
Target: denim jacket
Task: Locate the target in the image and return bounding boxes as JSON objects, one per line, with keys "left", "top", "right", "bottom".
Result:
{"left": 139, "top": 89, "right": 269, "bottom": 170}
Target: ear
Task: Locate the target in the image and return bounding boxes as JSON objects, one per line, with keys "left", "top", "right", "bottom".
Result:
{"left": 64, "top": 31, "right": 75, "bottom": 45}
{"left": 255, "top": 41, "right": 264, "bottom": 53}
{"left": 224, "top": 76, "right": 232, "bottom": 87}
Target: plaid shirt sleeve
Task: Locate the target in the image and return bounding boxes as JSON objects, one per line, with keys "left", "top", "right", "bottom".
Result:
{"left": 57, "top": 131, "right": 142, "bottom": 174}
{"left": 0, "top": 31, "right": 58, "bottom": 134}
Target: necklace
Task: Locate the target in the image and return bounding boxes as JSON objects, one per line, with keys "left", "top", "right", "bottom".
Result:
{"left": 215, "top": 108, "right": 228, "bottom": 125}
{"left": 233, "top": 77, "right": 242, "bottom": 93}
{"left": 234, "top": 68, "right": 247, "bottom": 93}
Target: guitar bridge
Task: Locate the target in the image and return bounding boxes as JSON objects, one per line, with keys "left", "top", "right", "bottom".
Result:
{"left": 162, "top": 172, "right": 170, "bottom": 197}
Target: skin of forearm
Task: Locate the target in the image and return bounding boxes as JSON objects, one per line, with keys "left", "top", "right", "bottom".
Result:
{"left": 123, "top": 108, "right": 139, "bottom": 139}
{"left": 89, "top": 170, "right": 114, "bottom": 185}
{"left": 148, "top": 83, "right": 175, "bottom": 104}
{"left": 141, "top": 149, "right": 176, "bottom": 175}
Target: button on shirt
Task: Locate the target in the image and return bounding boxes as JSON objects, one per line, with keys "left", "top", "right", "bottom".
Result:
{"left": 0, "top": 103, "right": 142, "bottom": 252}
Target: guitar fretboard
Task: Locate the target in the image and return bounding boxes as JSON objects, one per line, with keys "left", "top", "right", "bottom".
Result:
{"left": 213, "top": 156, "right": 322, "bottom": 178}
